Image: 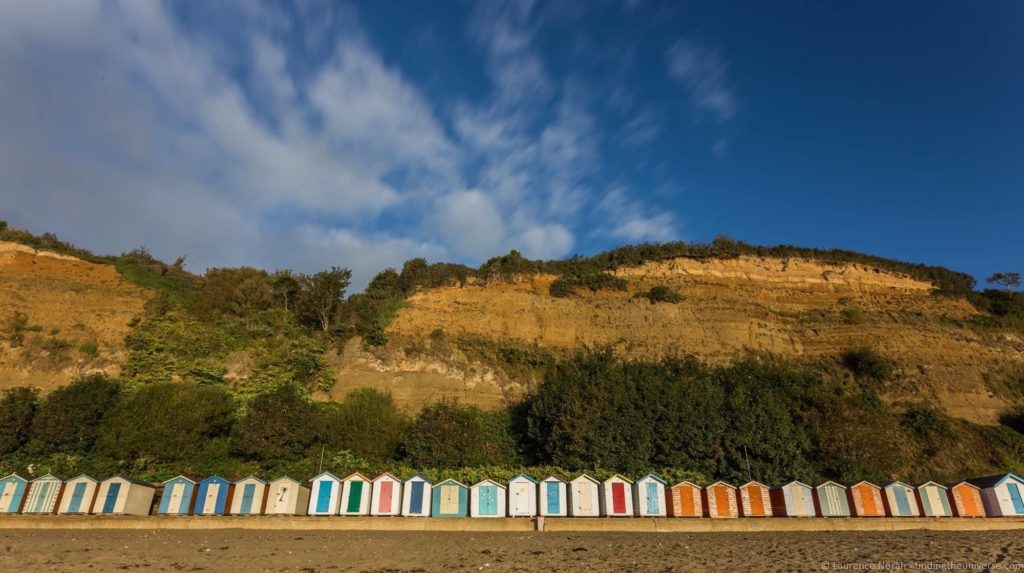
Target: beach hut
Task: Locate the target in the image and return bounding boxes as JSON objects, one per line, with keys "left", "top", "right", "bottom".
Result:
{"left": 703, "top": 481, "right": 739, "bottom": 518}
{"left": 401, "top": 474, "right": 433, "bottom": 517}
{"left": 770, "top": 481, "right": 815, "bottom": 517}
{"left": 600, "top": 475, "right": 635, "bottom": 517}
{"left": 431, "top": 479, "right": 469, "bottom": 518}
{"left": 57, "top": 475, "right": 99, "bottom": 515}
{"left": 848, "top": 481, "right": 885, "bottom": 517}
{"left": 634, "top": 474, "right": 667, "bottom": 517}
{"left": 568, "top": 474, "right": 601, "bottom": 517}
{"left": 22, "top": 474, "right": 64, "bottom": 514}
{"left": 308, "top": 472, "right": 342, "bottom": 516}
{"left": 667, "top": 481, "right": 703, "bottom": 518}
{"left": 194, "top": 476, "right": 231, "bottom": 516}
{"left": 883, "top": 481, "right": 920, "bottom": 517}
{"left": 339, "top": 472, "right": 371, "bottom": 516}
{"left": 470, "top": 479, "right": 507, "bottom": 518}
{"left": 229, "top": 476, "right": 266, "bottom": 516}
{"left": 538, "top": 476, "right": 568, "bottom": 517}
{"left": 738, "top": 481, "right": 773, "bottom": 517}
{"left": 967, "top": 473, "right": 1024, "bottom": 517}
{"left": 370, "top": 473, "right": 402, "bottom": 516}
{"left": 815, "top": 481, "right": 850, "bottom": 517}
{"left": 0, "top": 474, "right": 28, "bottom": 514}
{"left": 508, "top": 473, "right": 538, "bottom": 517}
{"left": 265, "top": 477, "right": 310, "bottom": 516}
{"left": 92, "top": 476, "right": 156, "bottom": 516}
{"left": 948, "top": 481, "right": 986, "bottom": 517}
{"left": 915, "top": 482, "right": 951, "bottom": 517}
{"left": 158, "top": 476, "right": 195, "bottom": 515}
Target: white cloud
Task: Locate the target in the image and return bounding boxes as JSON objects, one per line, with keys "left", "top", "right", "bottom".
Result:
{"left": 666, "top": 37, "right": 737, "bottom": 122}
{"left": 432, "top": 190, "right": 507, "bottom": 260}
{"left": 597, "top": 187, "right": 677, "bottom": 243}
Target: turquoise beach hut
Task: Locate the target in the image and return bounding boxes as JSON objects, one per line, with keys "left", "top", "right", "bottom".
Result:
{"left": 431, "top": 479, "right": 468, "bottom": 518}
{"left": 0, "top": 474, "right": 28, "bottom": 514}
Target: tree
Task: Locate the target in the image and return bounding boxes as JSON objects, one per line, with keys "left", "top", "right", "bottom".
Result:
{"left": 297, "top": 267, "right": 351, "bottom": 334}
{"left": 321, "top": 388, "right": 408, "bottom": 461}
{"left": 842, "top": 347, "right": 894, "bottom": 382}
{"left": 190, "top": 267, "right": 274, "bottom": 317}
{"left": 401, "top": 398, "right": 516, "bottom": 468}
{"left": 230, "top": 383, "right": 319, "bottom": 461}
{"left": 987, "top": 272, "right": 1022, "bottom": 293}
{"left": 0, "top": 219, "right": 8, "bottom": 232}
{"left": 97, "top": 382, "right": 235, "bottom": 462}
{"left": 271, "top": 270, "right": 300, "bottom": 314}
{"left": 30, "top": 374, "right": 121, "bottom": 453}
{"left": 0, "top": 387, "right": 38, "bottom": 455}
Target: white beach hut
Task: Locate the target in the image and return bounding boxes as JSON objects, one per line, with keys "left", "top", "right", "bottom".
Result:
{"left": 568, "top": 474, "right": 601, "bottom": 517}
{"left": 600, "top": 475, "right": 635, "bottom": 517}
{"left": 634, "top": 474, "right": 668, "bottom": 517}
{"left": 265, "top": 477, "right": 310, "bottom": 516}
{"left": 883, "top": 481, "right": 920, "bottom": 517}
{"left": 916, "top": 481, "right": 952, "bottom": 517}
{"left": 22, "top": 474, "right": 64, "bottom": 514}
{"left": 57, "top": 475, "right": 99, "bottom": 514}
{"left": 229, "top": 476, "right": 267, "bottom": 516}
{"left": 507, "top": 473, "right": 538, "bottom": 517}
{"left": 308, "top": 472, "right": 342, "bottom": 516}
{"left": 92, "top": 476, "right": 156, "bottom": 516}
{"left": 538, "top": 476, "right": 568, "bottom": 517}
{"left": 370, "top": 472, "right": 402, "bottom": 516}
{"left": 401, "top": 474, "right": 433, "bottom": 517}
{"left": 339, "top": 472, "right": 371, "bottom": 516}
{"left": 470, "top": 479, "right": 507, "bottom": 518}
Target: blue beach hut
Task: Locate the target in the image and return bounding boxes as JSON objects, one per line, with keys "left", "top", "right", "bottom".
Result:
{"left": 538, "top": 476, "right": 568, "bottom": 517}
{"left": 431, "top": 479, "right": 469, "bottom": 518}
{"left": 193, "top": 476, "right": 231, "bottom": 515}
{"left": 158, "top": 476, "right": 196, "bottom": 515}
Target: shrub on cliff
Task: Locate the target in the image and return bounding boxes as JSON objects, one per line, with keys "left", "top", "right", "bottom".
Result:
{"left": 842, "top": 347, "right": 894, "bottom": 382}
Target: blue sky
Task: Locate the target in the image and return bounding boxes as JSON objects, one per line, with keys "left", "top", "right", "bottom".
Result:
{"left": 1, "top": 1, "right": 1021, "bottom": 289}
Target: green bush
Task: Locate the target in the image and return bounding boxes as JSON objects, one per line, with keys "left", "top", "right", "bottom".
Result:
{"left": 841, "top": 306, "right": 867, "bottom": 324}
{"left": 78, "top": 340, "right": 99, "bottom": 356}
{"left": 402, "top": 398, "right": 520, "bottom": 468}
{"left": 842, "top": 347, "right": 894, "bottom": 382}
{"left": 549, "top": 272, "right": 627, "bottom": 298}
{"left": 97, "top": 382, "right": 235, "bottom": 463}
{"left": 636, "top": 285, "right": 683, "bottom": 304}
{"left": 0, "top": 387, "right": 38, "bottom": 455}
{"left": 230, "top": 384, "right": 319, "bottom": 461}
{"left": 321, "top": 389, "right": 409, "bottom": 462}
{"left": 30, "top": 374, "right": 121, "bottom": 454}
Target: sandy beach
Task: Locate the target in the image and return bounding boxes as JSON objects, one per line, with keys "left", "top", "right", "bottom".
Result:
{"left": 1, "top": 529, "right": 1022, "bottom": 572}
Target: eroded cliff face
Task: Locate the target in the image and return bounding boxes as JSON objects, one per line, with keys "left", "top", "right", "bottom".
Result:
{"left": 383, "top": 256, "right": 1024, "bottom": 423}
{"left": 0, "top": 242, "right": 147, "bottom": 390}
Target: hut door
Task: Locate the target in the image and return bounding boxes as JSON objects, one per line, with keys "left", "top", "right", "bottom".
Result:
{"left": 31, "top": 482, "right": 52, "bottom": 513}
{"left": 512, "top": 483, "right": 529, "bottom": 512}
{"left": 1008, "top": 483, "right": 1024, "bottom": 514}
{"left": 166, "top": 483, "right": 184, "bottom": 514}
{"left": 378, "top": 481, "right": 394, "bottom": 513}
{"left": 315, "top": 481, "right": 333, "bottom": 513}
{"left": 678, "top": 487, "right": 695, "bottom": 516}
{"left": 822, "top": 487, "right": 840, "bottom": 515}
{"left": 611, "top": 483, "right": 626, "bottom": 513}
{"left": 0, "top": 482, "right": 14, "bottom": 513}
{"left": 240, "top": 484, "right": 256, "bottom": 514}
{"left": 645, "top": 482, "right": 659, "bottom": 514}
{"left": 479, "top": 485, "right": 497, "bottom": 515}
{"left": 795, "top": 487, "right": 812, "bottom": 515}
{"left": 893, "top": 488, "right": 911, "bottom": 515}
{"left": 546, "top": 482, "right": 560, "bottom": 514}
{"left": 346, "top": 481, "right": 364, "bottom": 513}
{"left": 747, "top": 487, "right": 764, "bottom": 516}
{"left": 103, "top": 483, "right": 121, "bottom": 513}
{"left": 577, "top": 483, "right": 593, "bottom": 514}
{"left": 202, "top": 483, "right": 221, "bottom": 514}
{"left": 409, "top": 482, "right": 424, "bottom": 514}
{"left": 440, "top": 485, "right": 459, "bottom": 514}
{"left": 274, "top": 485, "right": 289, "bottom": 512}
{"left": 68, "top": 482, "right": 87, "bottom": 513}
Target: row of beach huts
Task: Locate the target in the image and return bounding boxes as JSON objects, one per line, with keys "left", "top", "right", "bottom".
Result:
{"left": 2, "top": 472, "right": 1023, "bottom": 519}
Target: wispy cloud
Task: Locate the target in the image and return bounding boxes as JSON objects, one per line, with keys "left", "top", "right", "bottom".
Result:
{"left": 666, "top": 36, "right": 737, "bottom": 122}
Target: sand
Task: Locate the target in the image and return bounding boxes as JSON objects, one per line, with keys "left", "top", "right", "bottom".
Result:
{"left": 2, "top": 529, "right": 1023, "bottom": 572}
